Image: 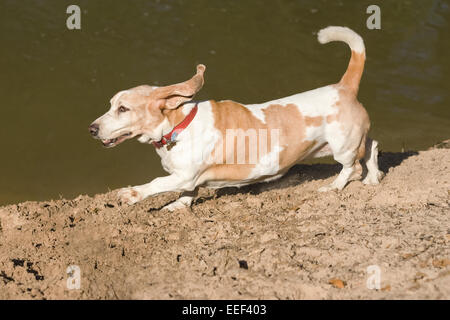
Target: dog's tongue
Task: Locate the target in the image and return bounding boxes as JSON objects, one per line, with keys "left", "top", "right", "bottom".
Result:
{"left": 102, "top": 138, "right": 116, "bottom": 146}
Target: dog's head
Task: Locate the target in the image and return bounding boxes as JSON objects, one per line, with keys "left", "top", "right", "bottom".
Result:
{"left": 89, "top": 64, "right": 205, "bottom": 147}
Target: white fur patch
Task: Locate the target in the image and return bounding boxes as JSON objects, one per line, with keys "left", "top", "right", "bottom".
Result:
{"left": 110, "top": 90, "right": 128, "bottom": 107}
{"left": 249, "top": 85, "right": 339, "bottom": 118}
{"left": 245, "top": 104, "right": 267, "bottom": 124}
{"left": 318, "top": 26, "right": 365, "bottom": 54}
{"left": 247, "top": 145, "right": 283, "bottom": 179}
{"left": 157, "top": 101, "right": 218, "bottom": 175}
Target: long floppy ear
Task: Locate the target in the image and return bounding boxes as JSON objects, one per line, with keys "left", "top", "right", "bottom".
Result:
{"left": 151, "top": 64, "right": 206, "bottom": 109}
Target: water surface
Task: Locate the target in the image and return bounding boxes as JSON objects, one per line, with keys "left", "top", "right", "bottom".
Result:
{"left": 1, "top": 0, "right": 449, "bottom": 205}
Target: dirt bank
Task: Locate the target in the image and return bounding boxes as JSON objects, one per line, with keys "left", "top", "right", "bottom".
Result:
{"left": 0, "top": 144, "right": 449, "bottom": 299}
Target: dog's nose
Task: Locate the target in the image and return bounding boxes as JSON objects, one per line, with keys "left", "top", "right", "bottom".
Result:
{"left": 89, "top": 123, "right": 99, "bottom": 136}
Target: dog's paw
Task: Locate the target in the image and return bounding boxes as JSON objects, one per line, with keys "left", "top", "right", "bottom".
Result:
{"left": 118, "top": 187, "right": 143, "bottom": 205}
{"left": 362, "top": 170, "right": 385, "bottom": 185}
{"left": 161, "top": 201, "right": 188, "bottom": 212}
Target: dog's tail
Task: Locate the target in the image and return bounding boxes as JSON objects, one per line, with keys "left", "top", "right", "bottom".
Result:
{"left": 318, "top": 26, "right": 365, "bottom": 95}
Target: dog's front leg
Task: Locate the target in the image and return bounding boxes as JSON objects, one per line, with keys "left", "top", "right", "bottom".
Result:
{"left": 161, "top": 189, "right": 198, "bottom": 212}
{"left": 118, "top": 174, "right": 194, "bottom": 205}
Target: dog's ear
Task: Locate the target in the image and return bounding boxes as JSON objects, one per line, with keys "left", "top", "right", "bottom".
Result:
{"left": 151, "top": 64, "right": 206, "bottom": 110}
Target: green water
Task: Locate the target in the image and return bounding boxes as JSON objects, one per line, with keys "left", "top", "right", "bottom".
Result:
{"left": 1, "top": 0, "right": 449, "bottom": 205}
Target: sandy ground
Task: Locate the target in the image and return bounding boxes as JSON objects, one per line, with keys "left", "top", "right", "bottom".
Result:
{"left": 0, "top": 143, "right": 449, "bottom": 300}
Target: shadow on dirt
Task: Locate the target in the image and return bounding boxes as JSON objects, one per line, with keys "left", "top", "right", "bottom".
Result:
{"left": 195, "top": 151, "right": 419, "bottom": 203}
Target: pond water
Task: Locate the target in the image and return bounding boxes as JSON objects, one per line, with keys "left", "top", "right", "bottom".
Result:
{"left": 1, "top": 0, "right": 449, "bottom": 205}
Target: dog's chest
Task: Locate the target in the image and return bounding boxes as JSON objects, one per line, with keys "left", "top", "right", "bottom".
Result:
{"left": 155, "top": 132, "right": 217, "bottom": 175}
{"left": 156, "top": 147, "right": 178, "bottom": 174}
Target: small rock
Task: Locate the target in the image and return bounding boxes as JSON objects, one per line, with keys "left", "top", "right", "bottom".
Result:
{"left": 238, "top": 260, "right": 248, "bottom": 270}
{"left": 381, "top": 285, "right": 391, "bottom": 291}
{"left": 328, "top": 278, "right": 345, "bottom": 289}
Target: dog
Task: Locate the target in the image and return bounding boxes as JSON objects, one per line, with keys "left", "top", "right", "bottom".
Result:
{"left": 89, "top": 26, "right": 384, "bottom": 211}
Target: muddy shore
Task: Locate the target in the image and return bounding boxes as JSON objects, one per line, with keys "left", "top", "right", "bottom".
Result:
{"left": 0, "top": 142, "right": 449, "bottom": 299}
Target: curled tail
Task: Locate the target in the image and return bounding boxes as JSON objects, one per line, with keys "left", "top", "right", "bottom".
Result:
{"left": 318, "top": 26, "right": 365, "bottom": 95}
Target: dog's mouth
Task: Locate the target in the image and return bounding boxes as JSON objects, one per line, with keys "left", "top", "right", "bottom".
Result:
{"left": 102, "top": 132, "right": 132, "bottom": 148}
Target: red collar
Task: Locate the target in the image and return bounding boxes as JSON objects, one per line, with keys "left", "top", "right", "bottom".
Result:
{"left": 152, "top": 104, "right": 198, "bottom": 149}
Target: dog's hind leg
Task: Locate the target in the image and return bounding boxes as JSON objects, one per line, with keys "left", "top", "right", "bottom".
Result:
{"left": 318, "top": 129, "right": 366, "bottom": 192}
{"left": 362, "top": 138, "right": 384, "bottom": 185}
{"left": 318, "top": 149, "right": 359, "bottom": 192}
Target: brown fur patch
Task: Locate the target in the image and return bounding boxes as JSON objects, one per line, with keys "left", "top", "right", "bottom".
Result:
{"left": 340, "top": 50, "right": 365, "bottom": 95}
{"left": 163, "top": 106, "right": 189, "bottom": 127}
{"left": 305, "top": 116, "right": 324, "bottom": 127}
{"left": 200, "top": 100, "right": 320, "bottom": 183}
{"left": 326, "top": 113, "right": 338, "bottom": 124}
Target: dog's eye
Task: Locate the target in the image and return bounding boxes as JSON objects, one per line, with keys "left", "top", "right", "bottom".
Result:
{"left": 118, "top": 106, "right": 129, "bottom": 113}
